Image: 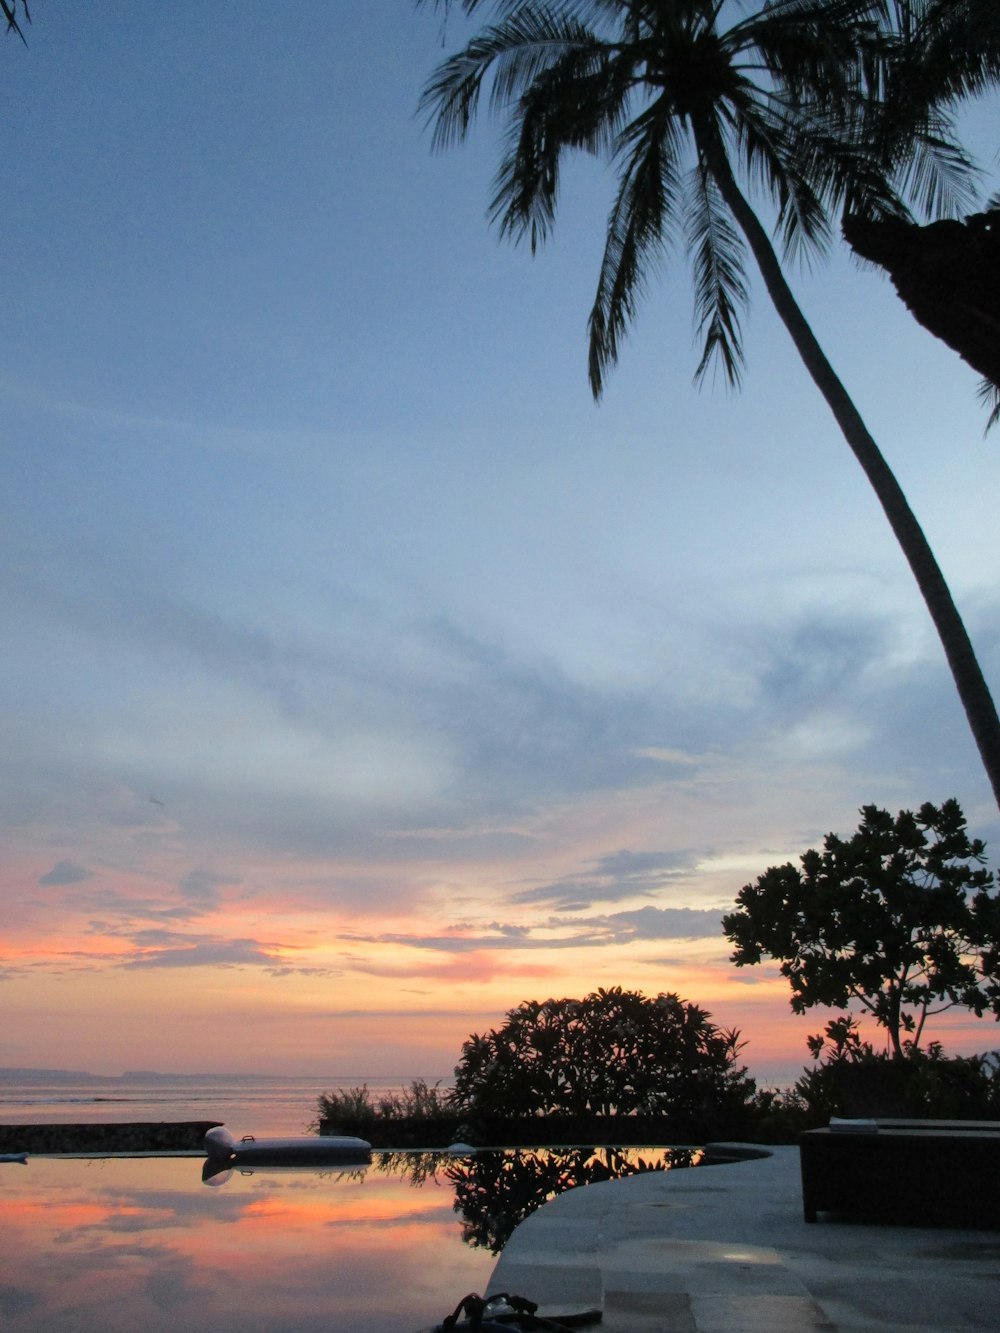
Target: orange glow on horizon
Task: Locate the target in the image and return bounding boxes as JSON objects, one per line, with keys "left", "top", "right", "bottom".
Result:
{"left": 6, "top": 824, "right": 1000, "bottom": 1084}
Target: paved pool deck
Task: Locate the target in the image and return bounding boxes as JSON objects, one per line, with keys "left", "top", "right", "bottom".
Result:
{"left": 486, "top": 1145, "right": 1000, "bottom": 1331}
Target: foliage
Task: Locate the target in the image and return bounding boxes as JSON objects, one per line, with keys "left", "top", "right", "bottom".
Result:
{"left": 792, "top": 1015, "right": 1000, "bottom": 1120}
{"left": 741, "top": 1083, "right": 813, "bottom": 1142}
{"left": 723, "top": 800, "right": 1000, "bottom": 1058}
{"left": 887, "top": 0, "right": 1000, "bottom": 116}
{"left": 315, "top": 1078, "right": 454, "bottom": 1133}
{"left": 450, "top": 986, "right": 755, "bottom": 1126}
{"left": 372, "top": 1149, "right": 450, "bottom": 1188}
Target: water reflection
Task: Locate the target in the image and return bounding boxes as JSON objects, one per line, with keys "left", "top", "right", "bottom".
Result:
{"left": 0, "top": 1147, "right": 695, "bottom": 1331}
{"left": 1, "top": 1155, "right": 490, "bottom": 1332}
{"left": 376, "top": 1145, "right": 700, "bottom": 1253}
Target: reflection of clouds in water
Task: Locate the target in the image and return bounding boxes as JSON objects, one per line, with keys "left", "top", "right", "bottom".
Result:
{"left": 2, "top": 1149, "right": 701, "bottom": 1330}
{"left": 0, "top": 1285, "right": 44, "bottom": 1318}
{"left": 143, "top": 1255, "right": 207, "bottom": 1314}
{"left": 76, "top": 1189, "right": 252, "bottom": 1230}
{"left": 2, "top": 1156, "right": 494, "bottom": 1333}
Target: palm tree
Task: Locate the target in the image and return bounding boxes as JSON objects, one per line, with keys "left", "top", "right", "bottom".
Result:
{"left": 417, "top": 0, "right": 1000, "bottom": 811}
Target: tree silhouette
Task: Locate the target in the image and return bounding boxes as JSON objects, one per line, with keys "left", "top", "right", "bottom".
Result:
{"left": 723, "top": 799, "right": 1000, "bottom": 1058}
{"left": 451, "top": 987, "right": 752, "bottom": 1121}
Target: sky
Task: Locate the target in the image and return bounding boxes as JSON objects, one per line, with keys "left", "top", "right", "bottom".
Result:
{"left": 2, "top": 2, "right": 999, "bottom": 1087}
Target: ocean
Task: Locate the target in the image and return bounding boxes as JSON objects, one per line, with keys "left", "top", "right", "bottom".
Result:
{"left": 0, "top": 1069, "right": 451, "bottom": 1136}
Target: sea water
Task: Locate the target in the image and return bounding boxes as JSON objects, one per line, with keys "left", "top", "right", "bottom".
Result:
{"left": 0, "top": 1069, "right": 449, "bottom": 1135}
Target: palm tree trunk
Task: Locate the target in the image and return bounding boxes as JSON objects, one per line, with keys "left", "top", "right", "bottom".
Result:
{"left": 706, "top": 148, "right": 1000, "bottom": 814}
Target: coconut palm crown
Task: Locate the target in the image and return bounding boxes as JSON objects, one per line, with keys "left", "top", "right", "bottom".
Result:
{"left": 420, "top": 0, "right": 973, "bottom": 390}
{"left": 418, "top": 0, "right": 1000, "bottom": 810}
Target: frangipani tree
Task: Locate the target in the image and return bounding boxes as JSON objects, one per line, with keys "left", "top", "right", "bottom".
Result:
{"left": 450, "top": 987, "right": 752, "bottom": 1118}
{"left": 417, "top": 0, "right": 1000, "bottom": 809}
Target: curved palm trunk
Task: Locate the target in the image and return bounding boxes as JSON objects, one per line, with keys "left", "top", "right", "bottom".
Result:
{"left": 706, "top": 149, "right": 1000, "bottom": 814}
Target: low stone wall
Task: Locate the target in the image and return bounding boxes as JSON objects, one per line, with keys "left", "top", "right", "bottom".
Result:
{"left": 0, "top": 1121, "right": 223, "bottom": 1154}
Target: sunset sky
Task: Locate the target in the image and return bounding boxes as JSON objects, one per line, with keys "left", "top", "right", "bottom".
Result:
{"left": 2, "top": 3, "right": 999, "bottom": 1087}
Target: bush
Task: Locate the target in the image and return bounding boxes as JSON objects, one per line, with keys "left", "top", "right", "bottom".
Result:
{"left": 742, "top": 1085, "right": 812, "bottom": 1142}
{"left": 790, "top": 1017, "right": 1000, "bottom": 1121}
{"left": 315, "top": 1079, "right": 455, "bottom": 1135}
{"left": 450, "top": 987, "right": 757, "bottom": 1137}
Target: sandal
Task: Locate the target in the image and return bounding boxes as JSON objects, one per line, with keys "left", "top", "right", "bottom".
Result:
{"left": 425, "top": 1290, "right": 599, "bottom": 1330}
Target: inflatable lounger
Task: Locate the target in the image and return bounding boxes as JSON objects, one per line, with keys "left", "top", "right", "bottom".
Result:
{"left": 204, "top": 1125, "right": 371, "bottom": 1166}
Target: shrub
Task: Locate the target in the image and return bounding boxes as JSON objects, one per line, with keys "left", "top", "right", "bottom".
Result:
{"left": 315, "top": 1079, "right": 453, "bottom": 1133}
{"left": 450, "top": 987, "right": 757, "bottom": 1135}
{"left": 791, "top": 1017, "right": 1000, "bottom": 1120}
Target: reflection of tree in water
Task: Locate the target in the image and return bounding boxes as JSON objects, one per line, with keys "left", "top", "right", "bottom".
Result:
{"left": 374, "top": 1146, "right": 700, "bottom": 1254}
{"left": 373, "top": 1150, "right": 447, "bottom": 1188}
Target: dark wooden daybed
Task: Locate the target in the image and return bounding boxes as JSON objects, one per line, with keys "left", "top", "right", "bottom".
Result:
{"left": 799, "top": 1119, "right": 1000, "bottom": 1228}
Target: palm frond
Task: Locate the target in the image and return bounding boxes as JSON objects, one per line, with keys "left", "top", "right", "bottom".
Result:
{"left": 907, "top": 0, "right": 1000, "bottom": 100}
{"left": 685, "top": 163, "right": 749, "bottom": 387}
{"left": 858, "top": 0, "right": 993, "bottom": 216}
{"left": 588, "top": 104, "right": 686, "bottom": 397}
{"left": 417, "top": 0, "right": 990, "bottom": 400}
{"left": 977, "top": 377, "right": 1000, "bottom": 434}
{"left": 2, "top": 0, "right": 29, "bottom": 43}
{"left": 419, "top": 8, "right": 602, "bottom": 151}
{"left": 889, "top": 117, "right": 980, "bottom": 219}
{"left": 734, "top": 0, "right": 889, "bottom": 106}
{"left": 726, "top": 93, "right": 834, "bottom": 259}
{"left": 489, "top": 37, "right": 633, "bottom": 251}
{"left": 781, "top": 98, "right": 917, "bottom": 225}
{"left": 739, "top": 0, "right": 979, "bottom": 221}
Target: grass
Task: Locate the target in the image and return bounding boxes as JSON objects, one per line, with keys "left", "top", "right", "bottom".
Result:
{"left": 314, "top": 1079, "right": 455, "bottom": 1132}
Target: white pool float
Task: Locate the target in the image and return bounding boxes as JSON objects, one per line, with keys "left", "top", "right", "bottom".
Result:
{"left": 204, "top": 1126, "right": 371, "bottom": 1165}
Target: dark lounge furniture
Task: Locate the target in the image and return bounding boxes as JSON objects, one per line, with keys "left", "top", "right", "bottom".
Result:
{"left": 799, "top": 1120, "right": 1000, "bottom": 1228}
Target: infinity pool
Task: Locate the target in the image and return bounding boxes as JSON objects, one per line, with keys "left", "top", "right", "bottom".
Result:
{"left": 0, "top": 1147, "right": 695, "bottom": 1331}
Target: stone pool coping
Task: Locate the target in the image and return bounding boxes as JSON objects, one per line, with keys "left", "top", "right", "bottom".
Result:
{"left": 487, "top": 1143, "right": 1000, "bottom": 1330}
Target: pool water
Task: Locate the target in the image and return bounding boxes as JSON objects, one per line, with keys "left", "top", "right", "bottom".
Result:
{"left": 0, "top": 1146, "right": 696, "bottom": 1331}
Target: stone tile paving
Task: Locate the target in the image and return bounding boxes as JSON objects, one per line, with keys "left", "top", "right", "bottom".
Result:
{"left": 486, "top": 1146, "right": 1000, "bottom": 1331}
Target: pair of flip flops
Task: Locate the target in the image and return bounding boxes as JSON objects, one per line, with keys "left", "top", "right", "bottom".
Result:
{"left": 426, "top": 1291, "right": 600, "bottom": 1330}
